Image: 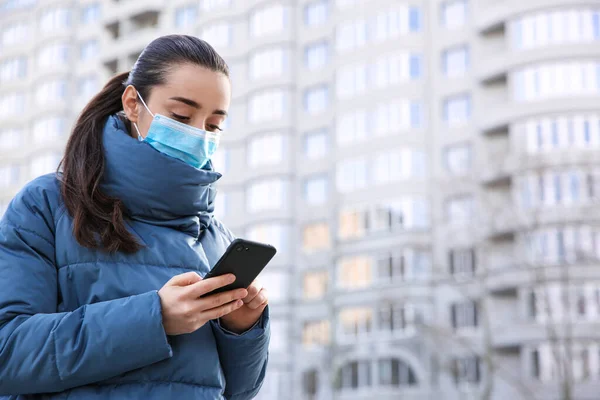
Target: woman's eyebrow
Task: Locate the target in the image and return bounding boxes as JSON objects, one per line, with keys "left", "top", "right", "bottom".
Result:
{"left": 170, "top": 96, "right": 200, "bottom": 108}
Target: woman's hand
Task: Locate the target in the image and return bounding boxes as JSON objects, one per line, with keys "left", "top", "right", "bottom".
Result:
{"left": 158, "top": 272, "right": 248, "bottom": 336}
{"left": 219, "top": 281, "right": 268, "bottom": 334}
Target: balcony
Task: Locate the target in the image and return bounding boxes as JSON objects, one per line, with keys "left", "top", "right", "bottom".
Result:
{"left": 476, "top": 0, "right": 593, "bottom": 34}
{"left": 492, "top": 320, "right": 600, "bottom": 350}
{"left": 480, "top": 155, "right": 514, "bottom": 187}
{"left": 102, "top": 0, "right": 163, "bottom": 27}
{"left": 477, "top": 43, "right": 600, "bottom": 85}
{"left": 478, "top": 98, "right": 600, "bottom": 135}
{"left": 486, "top": 263, "right": 600, "bottom": 296}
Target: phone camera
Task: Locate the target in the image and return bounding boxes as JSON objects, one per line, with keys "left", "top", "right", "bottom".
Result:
{"left": 244, "top": 247, "right": 249, "bottom": 251}
{"left": 236, "top": 246, "right": 244, "bottom": 252}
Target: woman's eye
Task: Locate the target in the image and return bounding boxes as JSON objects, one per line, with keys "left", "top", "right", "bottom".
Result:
{"left": 171, "top": 113, "right": 190, "bottom": 122}
{"left": 208, "top": 125, "right": 223, "bottom": 132}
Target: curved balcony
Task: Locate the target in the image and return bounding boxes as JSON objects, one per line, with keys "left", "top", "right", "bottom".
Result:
{"left": 102, "top": 0, "right": 163, "bottom": 27}
{"left": 486, "top": 263, "right": 597, "bottom": 295}
{"left": 492, "top": 319, "right": 600, "bottom": 350}
{"left": 478, "top": 98, "right": 600, "bottom": 135}
{"left": 476, "top": 0, "right": 597, "bottom": 34}
{"left": 478, "top": 43, "right": 600, "bottom": 85}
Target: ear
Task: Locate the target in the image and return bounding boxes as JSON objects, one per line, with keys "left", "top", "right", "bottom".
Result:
{"left": 122, "top": 85, "right": 140, "bottom": 123}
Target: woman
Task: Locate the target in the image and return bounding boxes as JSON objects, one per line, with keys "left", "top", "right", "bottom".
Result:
{"left": 0, "top": 35, "right": 270, "bottom": 399}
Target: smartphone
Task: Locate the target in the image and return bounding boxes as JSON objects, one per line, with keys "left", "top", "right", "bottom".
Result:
{"left": 200, "top": 238, "right": 277, "bottom": 297}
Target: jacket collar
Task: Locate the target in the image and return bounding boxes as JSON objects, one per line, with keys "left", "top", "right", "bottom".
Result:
{"left": 99, "top": 115, "right": 221, "bottom": 237}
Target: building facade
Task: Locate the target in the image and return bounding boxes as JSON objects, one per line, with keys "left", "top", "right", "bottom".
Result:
{"left": 1, "top": 0, "right": 600, "bottom": 399}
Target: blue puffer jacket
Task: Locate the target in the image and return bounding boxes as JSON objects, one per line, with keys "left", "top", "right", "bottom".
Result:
{"left": 0, "top": 115, "right": 269, "bottom": 399}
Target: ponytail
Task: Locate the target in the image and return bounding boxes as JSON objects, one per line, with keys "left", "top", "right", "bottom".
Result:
{"left": 60, "top": 71, "right": 142, "bottom": 254}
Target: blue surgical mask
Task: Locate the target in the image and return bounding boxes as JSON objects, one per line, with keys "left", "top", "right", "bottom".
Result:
{"left": 133, "top": 91, "right": 221, "bottom": 169}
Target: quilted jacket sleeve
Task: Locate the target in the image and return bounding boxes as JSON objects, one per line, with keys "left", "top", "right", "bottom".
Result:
{"left": 0, "top": 179, "right": 174, "bottom": 395}
{"left": 210, "top": 219, "right": 271, "bottom": 400}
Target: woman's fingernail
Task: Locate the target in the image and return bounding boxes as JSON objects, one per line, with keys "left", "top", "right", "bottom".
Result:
{"left": 236, "top": 300, "right": 244, "bottom": 307}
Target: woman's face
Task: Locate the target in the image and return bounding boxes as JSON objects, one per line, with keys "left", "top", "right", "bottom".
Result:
{"left": 122, "top": 63, "right": 231, "bottom": 137}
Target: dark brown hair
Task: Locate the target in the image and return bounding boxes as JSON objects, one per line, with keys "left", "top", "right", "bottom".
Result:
{"left": 59, "top": 35, "right": 229, "bottom": 253}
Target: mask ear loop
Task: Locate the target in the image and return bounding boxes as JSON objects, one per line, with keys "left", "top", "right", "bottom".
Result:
{"left": 133, "top": 89, "right": 155, "bottom": 141}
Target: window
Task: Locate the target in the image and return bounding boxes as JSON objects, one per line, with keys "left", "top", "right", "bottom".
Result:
{"left": 513, "top": 61, "right": 600, "bottom": 102}
{"left": 336, "top": 63, "right": 367, "bottom": 99}
{"left": 213, "top": 192, "right": 227, "bottom": 219}
{"left": 269, "top": 320, "right": 288, "bottom": 352}
{"left": 250, "top": 5, "right": 287, "bottom": 37}
{"left": 531, "top": 343, "right": 598, "bottom": 382}
{"left": 339, "top": 307, "right": 373, "bottom": 338}
{"left": 449, "top": 248, "right": 476, "bottom": 278}
{"left": 0, "top": 92, "right": 25, "bottom": 117}
{"left": 446, "top": 195, "right": 474, "bottom": 225}
{"left": 0, "top": 165, "right": 20, "bottom": 188}
{"left": 175, "top": 5, "right": 197, "bottom": 28}
{"left": 211, "top": 147, "right": 228, "bottom": 173}
{"left": 338, "top": 360, "right": 372, "bottom": 390}
{"left": 35, "top": 80, "right": 67, "bottom": 105}
{"left": 249, "top": 48, "right": 288, "bottom": 80}
{"left": 444, "top": 94, "right": 471, "bottom": 125}
{"left": 247, "top": 223, "right": 290, "bottom": 254}
{"left": 201, "top": 0, "right": 230, "bottom": 11}
{"left": 512, "top": 9, "right": 600, "bottom": 50}
{"left": 248, "top": 90, "right": 286, "bottom": 123}
{"left": 33, "top": 116, "right": 64, "bottom": 143}
{"left": 409, "top": 7, "right": 421, "bottom": 32}
{"left": 304, "top": 0, "right": 328, "bottom": 26}
{"left": 379, "top": 358, "right": 418, "bottom": 387}
{"left": 377, "top": 249, "right": 431, "bottom": 283}
{"left": 336, "top": 19, "right": 367, "bottom": 53}
{"left": 303, "top": 369, "right": 318, "bottom": 397}
{"left": 336, "top": 158, "right": 367, "bottom": 193}
{"left": 338, "top": 207, "right": 369, "bottom": 239}
{"left": 259, "top": 271, "right": 287, "bottom": 303}
{"left": 80, "top": 40, "right": 98, "bottom": 61}
{"left": 81, "top": 3, "right": 100, "bottom": 25}
{"left": 1, "top": 22, "right": 29, "bottom": 47}
{"left": 378, "top": 303, "right": 420, "bottom": 336}
{"left": 305, "top": 41, "right": 329, "bottom": 70}
{"left": 338, "top": 256, "right": 372, "bottom": 289}
{"left": 0, "top": 57, "right": 27, "bottom": 82}
{"left": 451, "top": 300, "right": 478, "bottom": 330}
{"left": 409, "top": 54, "right": 421, "bottom": 79}
{"left": 525, "top": 115, "right": 600, "bottom": 153}
{"left": 453, "top": 356, "right": 481, "bottom": 385}
{"left": 247, "top": 179, "right": 287, "bottom": 212}
{"left": 79, "top": 76, "right": 98, "bottom": 100}
{"left": 443, "top": 45, "right": 469, "bottom": 77}
{"left": 442, "top": 0, "right": 467, "bottom": 30}
{"left": 444, "top": 143, "right": 471, "bottom": 175}
{"left": 529, "top": 283, "right": 600, "bottom": 322}
{"left": 373, "top": 149, "right": 426, "bottom": 184}
{"left": 302, "top": 222, "right": 330, "bottom": 252}
{"left": 304, "top": 86, "right": 328, "bottom": 114}
{"left": 372, "top": 53, "right": 420, "bottom": 89}
{"left": 248, "top": 133, "right": 284, "bottom": 167}
{"left": 0, "top": 128, "right": 23, "bottom": 151}
{"left": 31, "top": 153, "right": 61, "bottom": 178}
{"left": 201, "top": 23, "right": 231, "bottom": 49}
{"left": 336, "top": 110, "right": 366, "bottom": 146}
{"left": 40, "top": 8, "right": 71, "bottom": 32}
{"left": 304, "top": 130, "right": 328, "bottom": 159}
{"left": 303, "top": 270, "right": 328, "bottom": 300}
{"left": 38, "top": 42, "right": 69, "bottom": 68}
{"left": 305, "top": 176, "right": 328, "bottom": 205}
{"left": 372, "top": 100, "right": 421, "bottom": 136}
{"left": 302, "top": 320, "right": 330, "bottom": 347}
